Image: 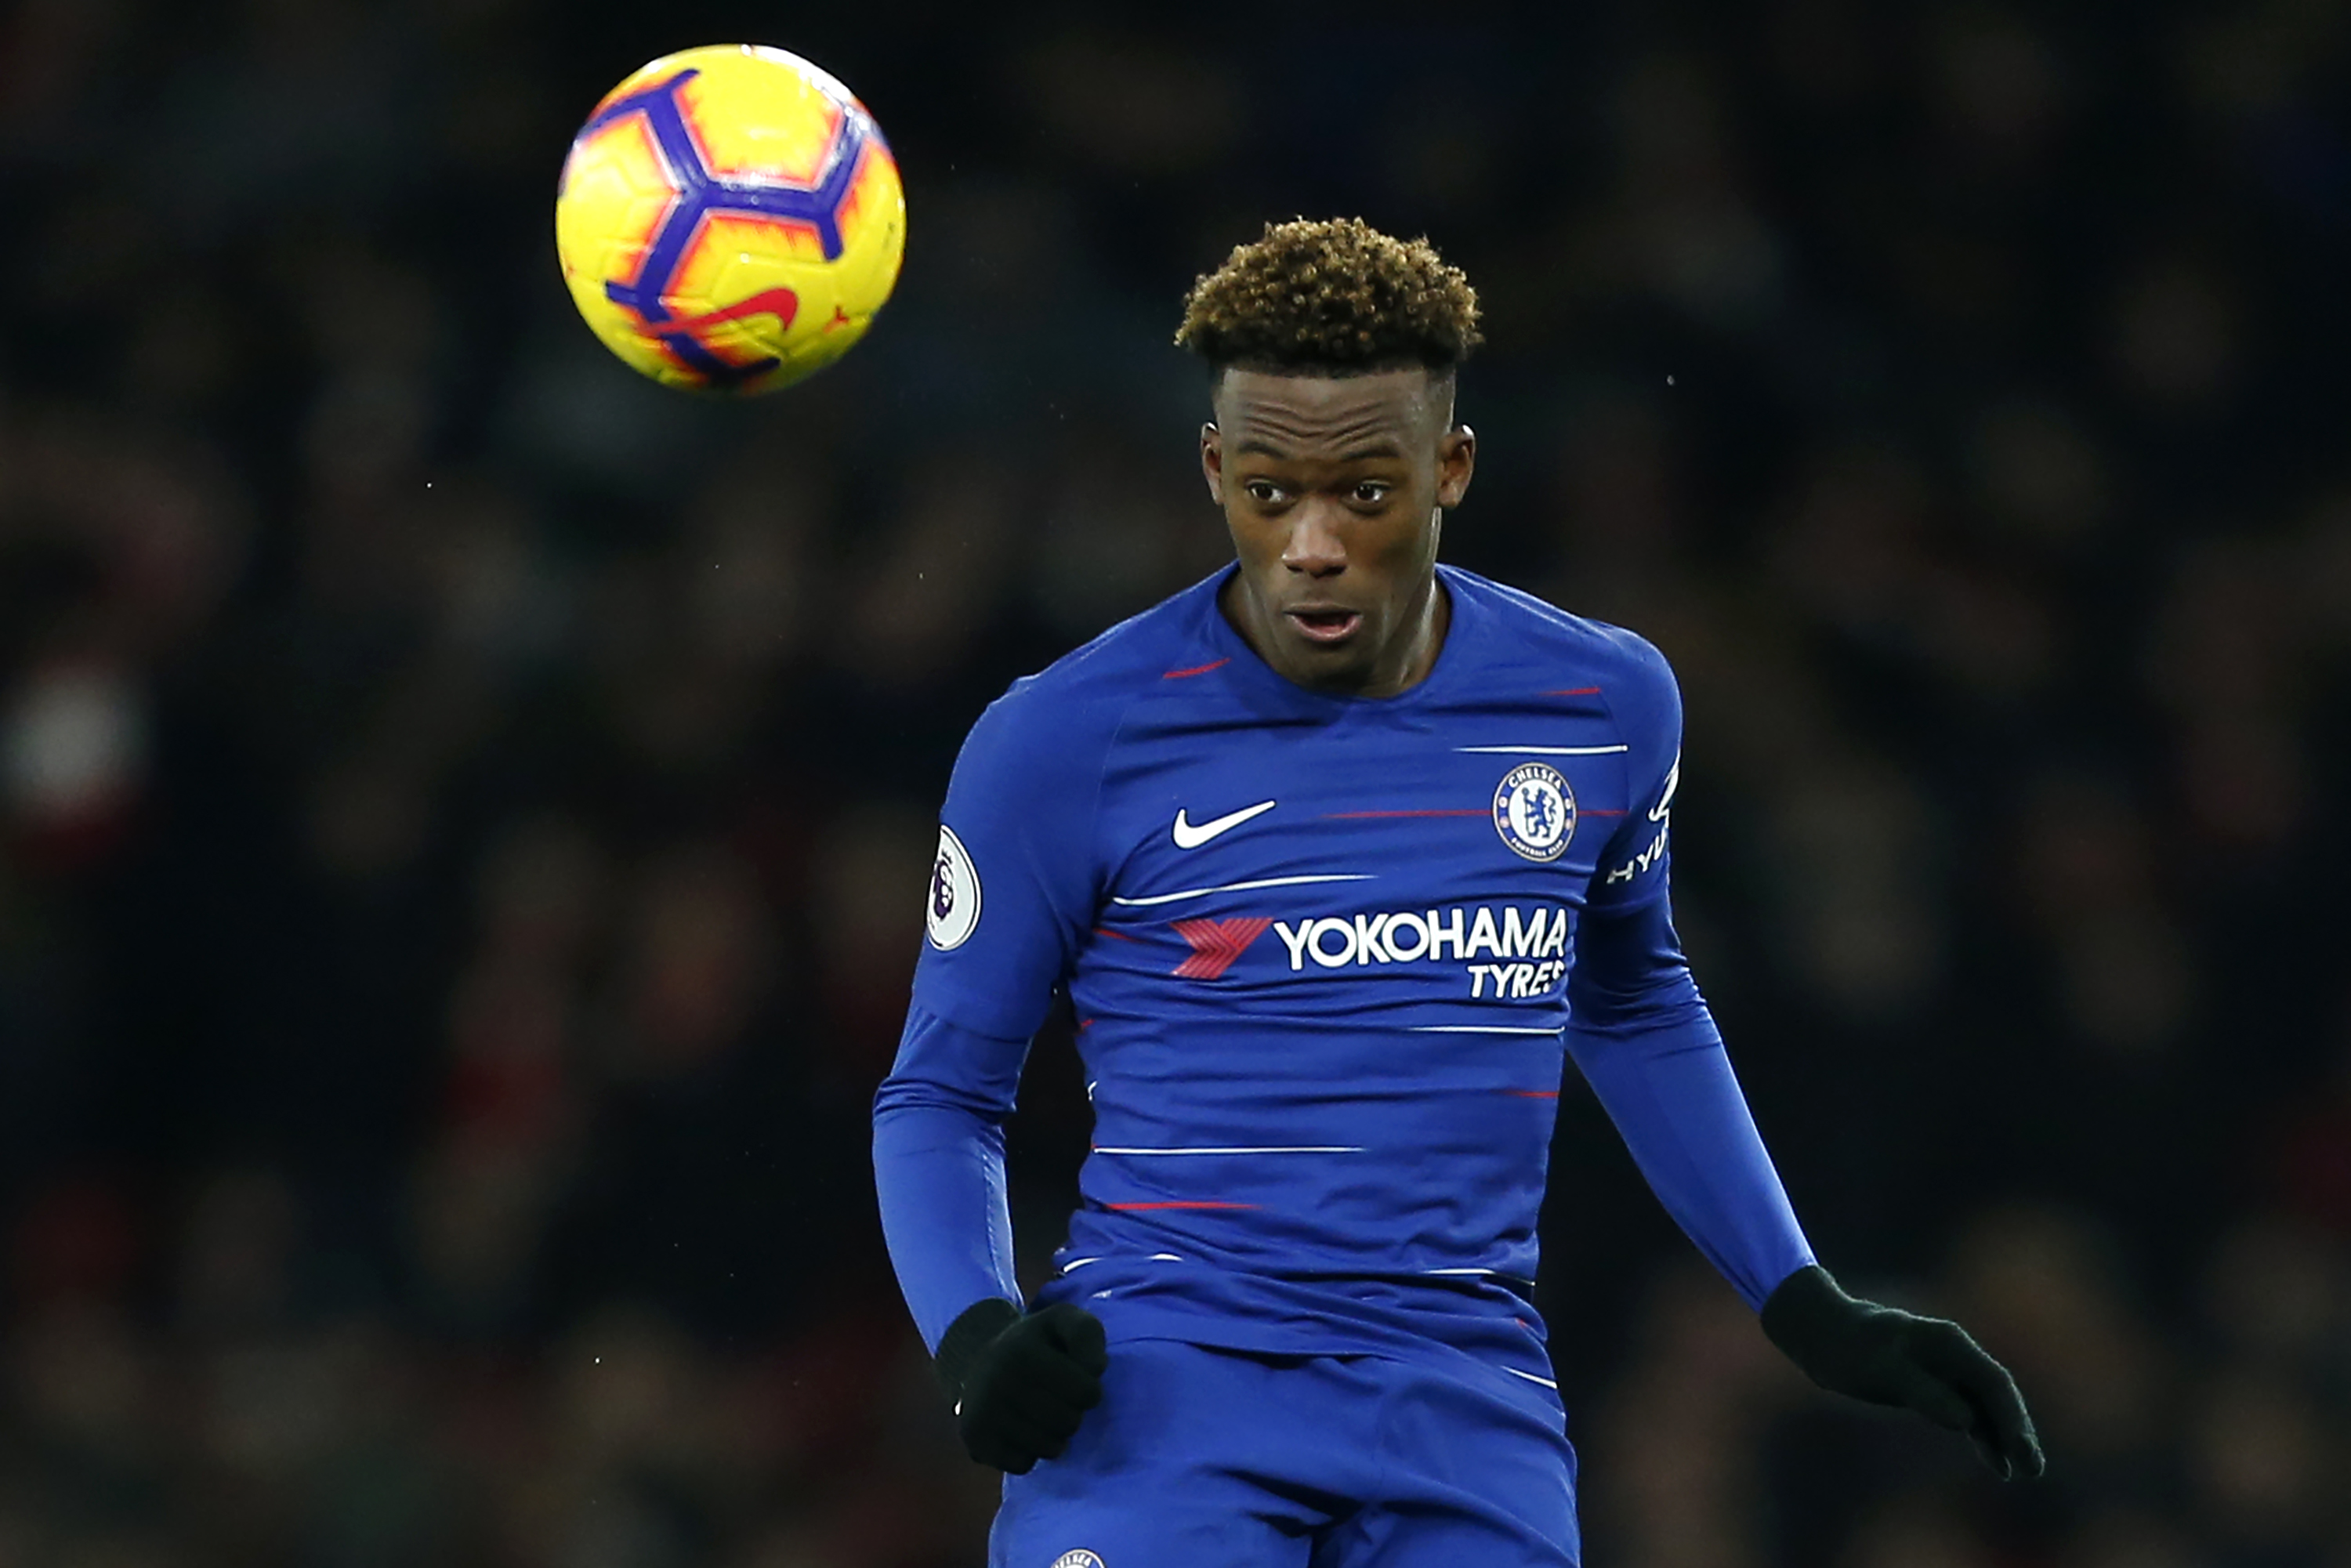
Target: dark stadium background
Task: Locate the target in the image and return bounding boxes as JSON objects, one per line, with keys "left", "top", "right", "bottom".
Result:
{"left": 2, "top": 1, "right": 2349, "bottom": 1563}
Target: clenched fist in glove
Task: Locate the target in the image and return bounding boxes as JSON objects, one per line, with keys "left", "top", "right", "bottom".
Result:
{"left": 934, "top": 1298, "right": 1109, "bottom": 1474}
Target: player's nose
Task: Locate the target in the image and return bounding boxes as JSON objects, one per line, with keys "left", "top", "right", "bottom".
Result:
{"left": 1281, "top": 502, "right": 1348, "bottom": 577}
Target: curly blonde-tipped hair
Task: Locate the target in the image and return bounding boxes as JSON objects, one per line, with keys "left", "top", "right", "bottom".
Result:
{"left": 1174, "top": 217, "right": 1482, "bottom": 372}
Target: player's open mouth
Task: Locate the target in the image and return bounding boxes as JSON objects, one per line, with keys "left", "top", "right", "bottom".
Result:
{"left": 1286, "top": 608, "right": 1363, "bottom": 645}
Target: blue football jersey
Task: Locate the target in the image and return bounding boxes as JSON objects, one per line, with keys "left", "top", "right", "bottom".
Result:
{"left": 897, "top": 563, "right": 1695, "bottom": 1367}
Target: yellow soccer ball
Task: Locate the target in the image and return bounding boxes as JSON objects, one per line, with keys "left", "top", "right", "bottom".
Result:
{"left": 555, "top": 44, "right": 906, "bottom": 394}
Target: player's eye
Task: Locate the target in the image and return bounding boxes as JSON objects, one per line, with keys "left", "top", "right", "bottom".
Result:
{"left": 1243, "top": 480, "right": 1288, "bottom": 505}
{"left": 1352, "top": 481, "right": 1393, "bottom": 505}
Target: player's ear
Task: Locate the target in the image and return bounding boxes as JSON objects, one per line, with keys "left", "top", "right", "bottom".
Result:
{"left": 1200, "top": 422, "right": 1224, "bottom": 505}
{"left": 1436, "top": 423, "right": 1476, "bottom": 509}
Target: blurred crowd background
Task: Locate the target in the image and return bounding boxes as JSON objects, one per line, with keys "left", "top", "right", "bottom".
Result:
{"left": 2, "top": 0, "right": 2349, "bottom": 1563}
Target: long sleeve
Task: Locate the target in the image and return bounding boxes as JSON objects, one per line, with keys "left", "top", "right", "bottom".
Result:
{"left": 876, "top": 675, "right": 1113, "bottom": 1350}
{"left": 1563, "top": 896, "right": 1814, "bottom": 1308}
{"left": 1567, "top": 628, "right": 1813, "bottom": 1309}
{"left": 872, "top": 1004, "right": 1034, "bottom": 1351}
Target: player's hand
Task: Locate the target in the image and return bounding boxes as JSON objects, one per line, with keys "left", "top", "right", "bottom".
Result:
{"left": 933, "top": 1298, "right": 1109, "bottom": 1474}
{"left": 1761, "top": 1265, "right": 2045, "bottom": 1480}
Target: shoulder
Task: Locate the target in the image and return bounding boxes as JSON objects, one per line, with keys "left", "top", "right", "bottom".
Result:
{"left": 1444, "top": 567, "right": 1679, "bottom": 708}
{"left": 958, "top": 574, "right": 1225, "bottom": 770}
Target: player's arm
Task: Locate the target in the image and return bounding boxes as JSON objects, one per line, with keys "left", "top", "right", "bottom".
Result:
{"left": 874, "top": 1007, "right": 1109, "bottom": 1474}
{"left": 871, "top": 684, "right": 1110, "bottom": 1474}
{"left": 1565, "top": 633, "right": 2043, "bottom": 1479}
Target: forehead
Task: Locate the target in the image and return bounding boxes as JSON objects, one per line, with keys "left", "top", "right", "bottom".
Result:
{"left": 1214, "top": 367, "right": 1446, "bottom": 453}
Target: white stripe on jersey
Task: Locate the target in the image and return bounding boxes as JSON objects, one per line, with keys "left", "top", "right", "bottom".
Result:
{"left": 1060, "top": 1253, "right": 1183, "bottom": 1270}
{"left": 1409, "top": 1025, "right": 1562, "bottom": 1035}
{"left": 1092, "top": 1145, "right": 1364, "bottom": 1155}
{"left": 1109, "top": 873, "right": 1375, "bottom": 908}
{"left": 1504, "top": 1367, "right": 1559, "bottom": 1389}
{"left": 1454, "top": 744, "right": 1630, "bottom": 755}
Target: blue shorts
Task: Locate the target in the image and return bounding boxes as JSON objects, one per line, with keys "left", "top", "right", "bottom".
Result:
{"left": 989, "top": 1338, "right": 1580, "bottom": 1567}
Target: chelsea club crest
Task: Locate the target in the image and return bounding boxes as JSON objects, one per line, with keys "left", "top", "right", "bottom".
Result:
{"left": 1493, "top": 762, "right": 1576, "bottom": 863}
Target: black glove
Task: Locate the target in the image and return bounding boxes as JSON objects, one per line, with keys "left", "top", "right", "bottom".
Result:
{"left": 1761, "top": 1265, "right": 2045, "bottom": 1480}
{"left": 933, "top": 1298, "right": 1108, "bottom": 1474}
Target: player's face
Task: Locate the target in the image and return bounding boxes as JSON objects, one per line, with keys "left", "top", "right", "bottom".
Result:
{"left": 1201, "top": 367, "right": 1475, "bottom": 697}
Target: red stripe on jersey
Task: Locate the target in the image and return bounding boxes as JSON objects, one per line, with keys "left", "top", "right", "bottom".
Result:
{"left": 1509, "top": 1090, "right": 1562, "bottom": 1099}
{"left": 1581, "top": 809, "right": 1625, "bottom": 817}
{"left": 1322, "top": 809, "right": 1490, "bottom": 819}
{"left": 1162, "top": 658, "right": 1231, "bottom": 679}
{"left": 1548, "top": 686, "right": 1602, "bottom": 696}
{"left": 1104, "top": 1200, "right": 1259, "bottom": 1211}
{"left": 1171, "top": 916, "right": 1273, "bottom": 980}
{"left": 1093, "top": 926, "right": 1138, "bottom": 942}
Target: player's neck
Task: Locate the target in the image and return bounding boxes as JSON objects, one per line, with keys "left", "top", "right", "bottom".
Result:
{"left": 1219, "top": 570, "right": 1452, "bottom": 700}
{"left": 1378, "top": 574, "right": 1451, "bottom": 697}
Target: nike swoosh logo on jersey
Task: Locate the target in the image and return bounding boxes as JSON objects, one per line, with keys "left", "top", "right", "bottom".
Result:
{"left": 1172, "top": 800, "right": 1277, "bottom": 849}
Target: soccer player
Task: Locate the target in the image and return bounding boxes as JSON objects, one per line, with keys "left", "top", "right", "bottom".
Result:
{"left": 872, "top": 219, "right": 2041, "bottom": 1566}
